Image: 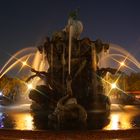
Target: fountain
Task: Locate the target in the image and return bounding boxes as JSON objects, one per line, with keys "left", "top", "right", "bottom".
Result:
{"left": 25, "top": 12, "right": 121, "bottom": 129}
{"left": 1, "top": 12, "right": 139, "bottom": 131}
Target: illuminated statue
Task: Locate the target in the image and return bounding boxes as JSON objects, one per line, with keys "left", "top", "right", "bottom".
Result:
{"left": 26, "top": 13, "right": 118, "bottom": 129}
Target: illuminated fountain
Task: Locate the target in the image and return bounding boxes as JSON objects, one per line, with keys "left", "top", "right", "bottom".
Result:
{"left": 0, "top": 47, "right": 37, "bottom": 105}
{"left": 24, "top": 13, "right": 123, "bottom": 129}
{"left": 99, "top": 43, "right": 140, "bottom": 105}
{"left": 1, "top": 13, "right": 140, "bottom": 130}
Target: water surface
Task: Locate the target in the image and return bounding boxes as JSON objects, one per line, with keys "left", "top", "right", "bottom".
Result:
{"left": 0, "top": 104, "right": 140, "bottom": 130}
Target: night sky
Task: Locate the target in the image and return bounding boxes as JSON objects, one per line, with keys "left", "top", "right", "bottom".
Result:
{"left": 0, "top": 0, "right": 140, "bottom": 69}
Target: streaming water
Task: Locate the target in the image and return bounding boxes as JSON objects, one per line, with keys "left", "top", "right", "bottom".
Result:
{"left": 0, "top": 47, "right": 36, "bottom": 78}
{"left": 1, "top": 37, "right": 140, "bottom": 131}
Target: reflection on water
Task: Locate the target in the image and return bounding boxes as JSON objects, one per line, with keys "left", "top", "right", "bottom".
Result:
{"left": 12, "top": 113, "right": 34, "bottom": 130}
{"left": 0, "top": 113, "right": 5, "bottom": 128}
{"left": 0, "top": 104, "right": 35, "bottom": 130}
{"left": 0, "top": 104, "right": 140, "bottom": 130}
{"left": 104, "top": 112, "right": 132, "bottom": 130}
{"left": 104, "top": 105, "right": 140, "bottom": 130}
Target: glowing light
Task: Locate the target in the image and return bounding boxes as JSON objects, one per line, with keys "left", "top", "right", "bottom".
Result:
{"left": 22, "top": 61, "right": 27, "bottom": 66}
{"left": 114, "top": 56, "right": 128, "bottom": 74}
{"left": 18, "top": 55, "right": 32, "bottom": 73}
{"left": 120, "top": 61, "right": 125, "bottom": 66}
{"left": 0, "top": 54, "right": 34, "bottom": 79}
{"left": 104, "top": 107, "right": 133, "bottom": 130}
{"left": 0, "top": 47, "right": 35, "bottom": 75}
{"left": 111, "top": 83, "right": 117, "bottom": 89}
{"left": 111, "top": 114, "right": 120, "bottom": 130}
{"left": 0, "top": 92, "right": 3, "bottom": 96}
{"left": 111, "top": 56, "right": 136, "bottom": 73}
{"left": 14, "top": 113, "right": 34, "bottom": 130}
{"left": 100, "top": 53, "right": 139, "bottom": 71}
{"left": 110, "top": 44, "right": 140, "bottom": 69}
{"left": 104, "top": 113, "right": 120, "bottom": 130}
{"left": 27, "top": 84, "right": 33, "bottom": 90}
{"left": 99, "top": 74, "right": 126, "bottom": 96}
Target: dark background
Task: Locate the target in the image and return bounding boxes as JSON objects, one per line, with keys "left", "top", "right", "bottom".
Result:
{"left": 0, "top": 0, "right": 140, "bottom": 70}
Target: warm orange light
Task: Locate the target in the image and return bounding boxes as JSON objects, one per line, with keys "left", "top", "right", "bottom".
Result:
{"left": 120, "top": 61, "right": 125, "bottom": 66}
{"left": 111, "top": 83, "right": 117, "bottom": 89}
{"left": 27, "top": 83, "right": 33, "bottom": 90}
{"left": 18, "top": 56, "right": 32, "bottom": 73}
{"left": 14, "top": 113, "right": 34, "bottom": 130}
{"left": 22, "top": 61, "right": 27, "bottom": 66}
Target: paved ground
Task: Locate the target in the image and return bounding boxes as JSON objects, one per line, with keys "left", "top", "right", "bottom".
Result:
{"left": 0, "top": 129, "right": 140, "bottom": 140}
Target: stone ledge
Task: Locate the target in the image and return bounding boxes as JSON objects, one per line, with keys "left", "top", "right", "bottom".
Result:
{"left": 0, "top": 129, "right": 140, "bottom": 140}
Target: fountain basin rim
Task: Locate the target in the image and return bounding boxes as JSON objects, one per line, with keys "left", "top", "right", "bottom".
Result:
{"left": 0, "top": 128, "right": 140, "bottom": 139}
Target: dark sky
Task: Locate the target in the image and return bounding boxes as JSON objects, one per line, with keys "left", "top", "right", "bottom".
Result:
{"left": 0, "top": 0, "right": 140, "bottom": 68}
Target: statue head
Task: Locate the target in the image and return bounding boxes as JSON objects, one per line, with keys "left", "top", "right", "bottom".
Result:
{"left": 69, "top": 9, "right": 79, "bottom": 20}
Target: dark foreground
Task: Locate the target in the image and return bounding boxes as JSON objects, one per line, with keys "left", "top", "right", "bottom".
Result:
{"left": 0, "top": 129, "right": 140, "bottom": 140}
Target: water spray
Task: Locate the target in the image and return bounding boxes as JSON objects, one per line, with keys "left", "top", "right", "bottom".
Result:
{"left": 67, "top": 25, "right": 73, "bottom": 96}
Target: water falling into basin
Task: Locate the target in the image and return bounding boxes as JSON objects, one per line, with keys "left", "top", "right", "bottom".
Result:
{"left": 110, "top": 44, "right": 139, "bottom": 63}
{"left": 30, "top": 49, "right": 50, "bottom": 89}
{"left": 99, "top": 43, "right": 140, "bottom": 73}
{"left": 110, "top": 44, "right": 140, "bottom": 69}
{"left": 0, "top": 47, "right": 36, "bottom": 78}
{"left": 0, "top": 45, "right": 51, "bottom": 107}
{"left": 32, "top": 48, "right": 49, "bottom": 72}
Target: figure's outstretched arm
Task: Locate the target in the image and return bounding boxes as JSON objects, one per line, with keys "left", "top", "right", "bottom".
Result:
{"left": 26, "top": 74, "right": 38, "bottom": 83}
{"left": 31, "top": 68, "right": 48, "bottom": 77}
{"left": 26, "top": 68, "right": 49, "bottom": 83}
{"left": 97, "top": 67, "right": 122, "bottom": 78}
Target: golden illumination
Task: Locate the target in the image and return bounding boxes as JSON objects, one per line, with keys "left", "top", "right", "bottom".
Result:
{"left": 111, "top": 56, "right": 136, "bottom": 73}
{"left": 115, "top": 56, "right": 127, "bottom": 74}
{"left": 120, "top": 61, "right": 125, "bottom": 66}
{"left": 100, "top": 74, "right": 127, "bottom": 96}
{"left": 104, "top": 113, "right": 120, "bottom": 130}
{"left": 111, "top": 83, "right": 117, "bottom": 89}
{"left": 27, "top": 83, "right": 33, "bottom": 90}
{"left": 22, "top": 61, "right": 27, "bottom": 66}
{"left": 111, "top": 114, "right": 120, "bottom": 130}
{"left": 0, "top": 47, "right": 34, "bottom": 75}
{"left": 0, "top": 54, "right": 33, "bottom": 79}
{"left": 103, "top": 106, "right": 138, "bottom": 130}
{"left": 18, "top": 56, "right": 32, "bottom": 73}
{"left": 14, "top": 113, "right": 34, "bottom": 130}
